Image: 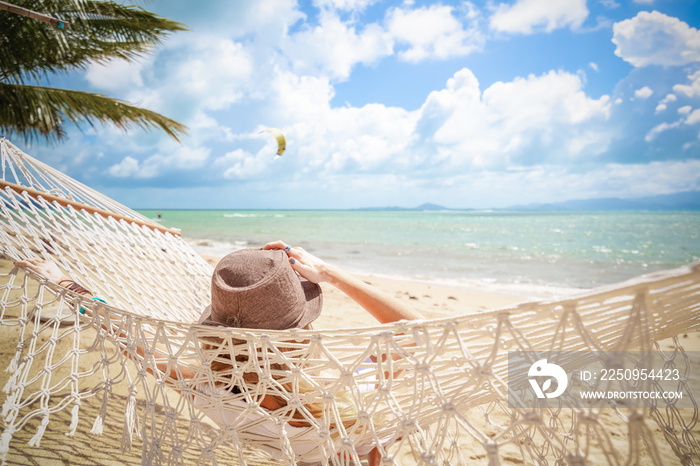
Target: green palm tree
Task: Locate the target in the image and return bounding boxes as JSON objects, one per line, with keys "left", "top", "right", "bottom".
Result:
{"left": 0, "top": 0, "right": 188, "bottom": 143}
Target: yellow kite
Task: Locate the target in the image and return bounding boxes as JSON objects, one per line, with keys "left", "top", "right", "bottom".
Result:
{"left": 260, "top": 128, "right": 286, "bottom": 156}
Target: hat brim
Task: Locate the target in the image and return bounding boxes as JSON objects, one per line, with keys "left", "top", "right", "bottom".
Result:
{"left": 198, "top": 276, "right": 323, "bottom": 330}
{"left": 296, "top": 277, "right": 323, "bottom": 329}
{"left": 198, "top": 304, "right": 214, "bottom": 325}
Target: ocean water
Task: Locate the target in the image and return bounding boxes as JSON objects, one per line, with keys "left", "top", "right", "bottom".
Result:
{"left": 138, "top": 210, "right": 700, "bottom": 298}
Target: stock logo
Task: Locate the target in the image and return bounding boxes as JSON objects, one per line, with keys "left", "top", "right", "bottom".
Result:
{"left": 528, "top": 359, "right": 568, "bottom": 399}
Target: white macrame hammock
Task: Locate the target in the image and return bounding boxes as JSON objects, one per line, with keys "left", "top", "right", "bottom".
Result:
{"left": 0, "top": 138, "right": 699, "bottom": 465}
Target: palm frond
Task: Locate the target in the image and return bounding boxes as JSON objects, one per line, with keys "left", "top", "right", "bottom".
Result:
{"left": 0, "top": 82, "right": 187, "bottom": 143}
{"left": 0, "top": 0, "right": 187, "bottom": 82}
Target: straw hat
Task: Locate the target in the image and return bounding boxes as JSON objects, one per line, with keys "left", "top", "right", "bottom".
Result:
{"left": 198, "top": 249, "right": 323, "bottom": 330}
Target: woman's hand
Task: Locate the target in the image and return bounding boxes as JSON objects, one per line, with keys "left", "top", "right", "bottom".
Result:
{"left": 14, "top": 258, "right": 65, "bottom": 283}
{"left": 262, "top": 240, "right": 422, "bottom": 323}
{"left": 262, "top": 240, "right": 335, "bottom": 284}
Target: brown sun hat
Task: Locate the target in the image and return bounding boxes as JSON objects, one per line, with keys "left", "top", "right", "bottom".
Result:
{"left": 198, "top": 248, "right": 323, "bottom": 330}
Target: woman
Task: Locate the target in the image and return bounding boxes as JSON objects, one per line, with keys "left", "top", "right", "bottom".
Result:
{"left": 15, "top": 240, "right": 423, "bottom": 465}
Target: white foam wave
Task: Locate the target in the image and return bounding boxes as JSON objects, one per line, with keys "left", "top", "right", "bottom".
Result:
{"left": 185, "top": 238, "right": 249, "bottom": 258}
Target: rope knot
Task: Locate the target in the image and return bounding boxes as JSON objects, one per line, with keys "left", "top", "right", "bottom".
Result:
{"left": 483, "top": 440, "right": 498, "bottom": 454}
{"left": 400, "top": 417, "right": 416, "bottom": 429}
{"left": 441, "top": 402, "right": 455, "bottom": 413}
{"left": 522, "top": 411, "right": 542, "bottom": 423}
{"left": 414, "top": 362, "right": 430, "bottom": 373}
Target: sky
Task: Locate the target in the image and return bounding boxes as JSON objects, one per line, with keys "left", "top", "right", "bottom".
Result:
{"left": 13, "top": 0, "right": 700, "bottom": 209}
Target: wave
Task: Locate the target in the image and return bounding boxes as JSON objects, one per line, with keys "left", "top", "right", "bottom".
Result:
{"left": 185, "top": 238, "right": 250, "bottom": 258}
{"left": 223, "top": 213, "right": 259, "bottom": 218}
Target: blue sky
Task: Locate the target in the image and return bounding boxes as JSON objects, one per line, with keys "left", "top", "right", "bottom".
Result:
{"left": 15, "top": 0, "right": 700, "bottom": 209}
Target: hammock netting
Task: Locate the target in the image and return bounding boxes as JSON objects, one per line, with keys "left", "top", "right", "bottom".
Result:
{"left": 0, "top": 138, "right": 699, "bottom": 465}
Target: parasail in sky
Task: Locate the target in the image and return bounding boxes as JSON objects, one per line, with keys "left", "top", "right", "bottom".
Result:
{"left": 260, "top": 128, "right": 286, "bottom": 156}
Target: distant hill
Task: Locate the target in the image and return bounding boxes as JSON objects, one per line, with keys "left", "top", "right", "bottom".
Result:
{"left": 510, "top": 190, "right": 700, "bottom": 211}
{"left": 357, "top": 203, "right": 457, "bottom": 211}
{"left": 357, "top": 191, "right": 700, "bottom": 212}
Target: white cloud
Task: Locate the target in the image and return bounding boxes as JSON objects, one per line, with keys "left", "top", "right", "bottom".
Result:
{"left": 85, "top": 37, "right": 254, "bottom": 126}
{"left": 655, "top": 93, "right": 677, "bottom": 112}
{"left": 612, "top": 11, "right": 700, "bottom": 67}
{"left": 271, "top": 71, "right": 336, "bottom": 122}
{"left": 33, "top": 0, "right": 700, "bottom": 211}
{"left": 109, "top": 146, "right": 211, "bottom": 179}
{"left": 214, "top": 148, "right": 274, "bottom": 179}
{"left": 583, "top": 160, "right": 700, "bottom": 198}
{"left": 674, "top": 70, "right": 700, "bottom": 98}
{"left": 416, "top": 159, "right": 700, "bottom": 208}
{"left": 227, "top": 0, "right": 305, "bottom": 39}
{"left": 308, "top": 104, "right": 417, "bottom": 173}
{"left": 109, "top": 156, "right": 140, "bottom": 177}
{"left": 489, "top": 0, "right": 588, "bottom": 34}
{"left": 146, "top": 145, "right": 210, "bottom": 173}
{"left": 115, "top": 35, "right": 254, "bottom": 125}
{"left": 313, "top": 0, "right": 377, "bottom": 11}
{"left": 387, "top": 4, "right": 483, "bottom": 62}
{"left": 172, "top": 38, "right": 253, "bottom": 111}
{"left": 634, "top": 86, "right": 653, "bottom": 99}
{"left": 633, "top": 0, "right": 654, "bottom": 4}
{"left": 200, "top": 69, "right": 420, "bottom": 180}
{"left": 281, "top": 11, "right": 393, "bottom": 80}
{"left": 414, "top": 69, "right": 611, "bottom": 170}
{"left": 645, "top": 105, "right": 700, "bottom": 141}
{"left": 686, "top": 109, "right": 700, "bottom": 125}
{"left": 281, "top": 102, "right": 416, "bottom": 175}
{"left": 148, "top": 66, "right": 612, "bottom": 185}
{"left": 84, "top": 59, "right": 146, "bottom": 92}
{"left": 645, "top": 120, "right": 682, "bottom": 141}
{"left": 82, "top": 0, "right": 690, "bottom": 209}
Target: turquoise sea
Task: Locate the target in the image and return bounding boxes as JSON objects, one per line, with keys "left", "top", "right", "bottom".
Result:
{"left": 138, "top": 210, "right": 700, "bottom": 298}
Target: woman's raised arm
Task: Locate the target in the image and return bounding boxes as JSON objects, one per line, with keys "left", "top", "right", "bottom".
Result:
{"left": 262, "top": 241, "right": 424, "bottom": 324}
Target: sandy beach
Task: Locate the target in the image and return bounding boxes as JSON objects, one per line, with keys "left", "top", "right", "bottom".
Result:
{"left": 0, "top": 254, "right": 698, "bottom": 465}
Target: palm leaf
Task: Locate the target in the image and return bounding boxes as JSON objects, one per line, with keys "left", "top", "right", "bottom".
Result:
{"left": 0, "top": 82, "right": 187, "bottom": 142}
{"left": 0, "top": 0, "right": 188, "bottom": 143}
{"left": 0, "top": 0, "right": 187, "bottom": 83}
